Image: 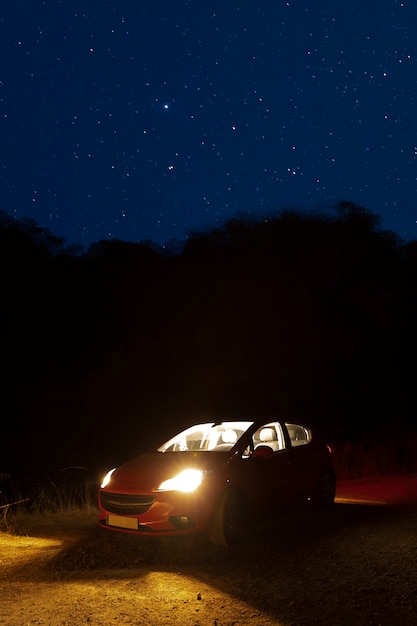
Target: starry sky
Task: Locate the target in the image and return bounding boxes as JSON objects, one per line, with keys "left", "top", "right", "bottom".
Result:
{"left": 1, "top": 0, "right": 417, "bottom": 247}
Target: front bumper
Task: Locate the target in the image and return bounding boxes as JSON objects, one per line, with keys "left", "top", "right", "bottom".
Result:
{"left": 98, "top": 488, "right": 212, "bottom": 536}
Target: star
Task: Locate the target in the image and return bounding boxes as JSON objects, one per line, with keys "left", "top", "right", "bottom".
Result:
{"left": 1, "top": 1, "right": 416, "bottom": 246}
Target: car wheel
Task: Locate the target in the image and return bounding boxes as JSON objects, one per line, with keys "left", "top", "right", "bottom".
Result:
{"left": 209, "top": 488, "right": 244, "bottom": 547}
{"left": 316, "top": 471, "right": 336, "bottom": 506}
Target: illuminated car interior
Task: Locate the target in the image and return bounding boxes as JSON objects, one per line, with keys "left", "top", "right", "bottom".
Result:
{"left": 253, "top": 424, "right": 285, "bottom": 451}
{"left": 157, "top": 421, "right": 254, "bottom": 453}
{"left": 157, "top": 420, "right": 312, "bottom": 455}
{"left": 286, "top": 423, "right": 312, "bottom": 446}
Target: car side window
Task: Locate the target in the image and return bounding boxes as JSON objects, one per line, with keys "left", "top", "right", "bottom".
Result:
{"left": 285, "top": 423, "right": 312, "bottom": 446}
{"left": 252, "top": 423, "right": 286, "bottom": 453}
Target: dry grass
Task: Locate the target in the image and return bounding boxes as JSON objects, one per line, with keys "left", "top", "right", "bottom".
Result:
{"left": 0, "top": 469, "right": 99, "bottom": 535}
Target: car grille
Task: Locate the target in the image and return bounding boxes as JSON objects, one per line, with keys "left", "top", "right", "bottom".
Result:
{"left": 100, "top": 492, "right": 155, "bottom": 515}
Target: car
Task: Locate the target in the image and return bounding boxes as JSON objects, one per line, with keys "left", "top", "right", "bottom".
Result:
{"left": 98, "top": 419, "right": 336, "bottom": 546}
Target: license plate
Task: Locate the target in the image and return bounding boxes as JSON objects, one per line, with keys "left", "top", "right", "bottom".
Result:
{"left": 107, "top": 514, "right": 138, "bottom": 530}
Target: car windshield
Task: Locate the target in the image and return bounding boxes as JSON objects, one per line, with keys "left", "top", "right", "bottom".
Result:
{"left": 157, "top": 421, "right": 254, "bottom": 453}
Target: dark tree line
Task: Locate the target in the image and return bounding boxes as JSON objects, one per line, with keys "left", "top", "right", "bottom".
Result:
{"left": 1, "top": 203, "right": 416, "bottom": 476}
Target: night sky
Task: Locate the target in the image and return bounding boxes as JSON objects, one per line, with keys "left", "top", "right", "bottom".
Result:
{"left": 1, "top": 1, "right": 417, "bottom": 248}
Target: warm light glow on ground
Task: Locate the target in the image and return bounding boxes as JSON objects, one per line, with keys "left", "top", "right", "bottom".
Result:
{"left": 335, "top": 496, "right": 387, "bottom": 506}
{"left": 0, "top": 533, "right": 63, "bottom": 551}
{"left": 336, "top": 474, "right": 417, "bottom": 506}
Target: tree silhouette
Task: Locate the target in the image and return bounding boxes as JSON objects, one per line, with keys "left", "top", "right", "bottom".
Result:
{"left": 1, "top": 203, "right": 416, "bottom": 475}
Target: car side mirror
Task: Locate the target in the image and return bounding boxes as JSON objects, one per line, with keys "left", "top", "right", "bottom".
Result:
{"left": 253, "top": 445, "right": 274, "bottom": 457}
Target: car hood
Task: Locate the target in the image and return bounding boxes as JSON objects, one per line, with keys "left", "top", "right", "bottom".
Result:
{"left": 108, "top": 451, "right": 233, "bottom": 492}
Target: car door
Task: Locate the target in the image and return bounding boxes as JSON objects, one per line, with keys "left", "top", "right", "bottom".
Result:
{"left": 238, "top": 422, "right": 299, "bottom": 508}
{"left": 284, "top": 422, "right": 325, "bottom": 496}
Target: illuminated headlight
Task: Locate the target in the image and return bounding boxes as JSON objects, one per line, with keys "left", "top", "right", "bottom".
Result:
{"left": 100, "top": 468, "right": 116, "bottom": 489}
{"left": 156, "top": 469, "right": 205, "bottom": 493}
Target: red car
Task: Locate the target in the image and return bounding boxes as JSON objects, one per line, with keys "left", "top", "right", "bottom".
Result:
{"left": 98, "top": 419, "right": 335, "bottom": 546}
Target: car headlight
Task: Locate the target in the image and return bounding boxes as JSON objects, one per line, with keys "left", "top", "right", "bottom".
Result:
{"left": 156, "top": 469, "right": 205, "bottom": 493}
{"left": 100, "top": 468, "right": 116, "bottom": 489}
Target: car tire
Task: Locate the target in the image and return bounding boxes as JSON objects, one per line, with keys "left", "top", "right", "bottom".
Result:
{"left": 315, "top": 471, "right": 336, "bottom": 507}
{"left": 209, "top": 488, "right": 244, "bottom": 547}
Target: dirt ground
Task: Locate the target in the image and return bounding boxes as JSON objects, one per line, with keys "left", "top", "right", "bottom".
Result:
{"left": 1, "top": 476, "right": 417, "bottom": 626}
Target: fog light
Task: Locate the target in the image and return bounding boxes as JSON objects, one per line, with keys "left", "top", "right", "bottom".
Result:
{"left": 169, "top": 515, "right": 196, "bottom": 529}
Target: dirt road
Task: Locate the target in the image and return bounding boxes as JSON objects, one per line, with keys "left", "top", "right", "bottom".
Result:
{"left": 1, "top": 476, "right": 417, "bottom": 625}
